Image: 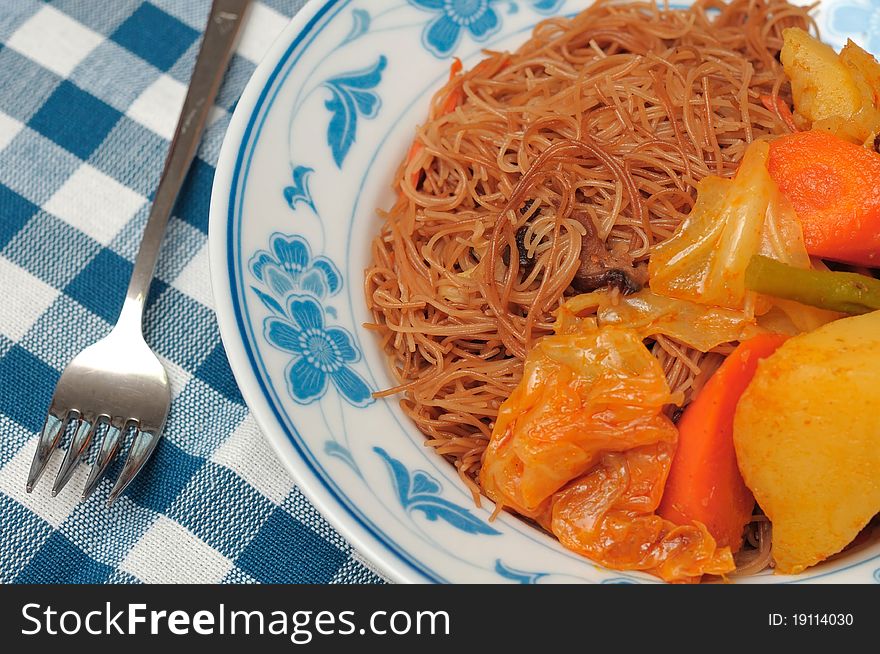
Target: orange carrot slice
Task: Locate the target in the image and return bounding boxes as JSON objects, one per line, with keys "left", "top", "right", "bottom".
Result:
{"left": 768, "top": 130, "right": 880, "bottom": 267}
{"left": 658, "top": 333, "right": 788, "bottom": 552}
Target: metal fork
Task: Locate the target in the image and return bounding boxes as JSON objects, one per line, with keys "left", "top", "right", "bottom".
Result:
{"left": 26, "top": 0, "right": 252, "bottom": 505}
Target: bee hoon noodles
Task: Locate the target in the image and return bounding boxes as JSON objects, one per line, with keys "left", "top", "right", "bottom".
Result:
{"left": 366, "top": 0, "right": 816, "bottom": 574}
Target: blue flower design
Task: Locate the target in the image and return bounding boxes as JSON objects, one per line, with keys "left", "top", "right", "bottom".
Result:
{"left": 410, "top": 0, "right": 503, "bottom": 57}
{"left": 265, "top": 295, "right": 374, "bottom": 407}
{"left": 283, "top": 165, "right": 317, "bottom": 215}
{"left": 830, "top": 0, "right": 880, "bottom": 52}
{"left": 323, "top": 56, "right": 388, "bottom": 167}
{"left": 529, "top": 0, "right": 565, "bottom": 13}
{"left": 374, "top": 447, "right": 501, "bottom": 535}
{"left": 494, "top": 560, "right": 549, "bottom": 583}
{"left": 341, "top": 8, "right": 371, "bottom": 47}
{"left": 249, "top": 233, "right": 341, "bottom": 301}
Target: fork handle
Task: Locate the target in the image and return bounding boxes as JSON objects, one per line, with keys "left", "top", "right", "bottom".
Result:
{"left": 119, "top": 0, "right": 252, "bottom": 331}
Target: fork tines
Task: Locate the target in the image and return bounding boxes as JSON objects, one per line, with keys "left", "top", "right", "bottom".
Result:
{"left": 27, "top": 412, "right": 155, "bottom": 505}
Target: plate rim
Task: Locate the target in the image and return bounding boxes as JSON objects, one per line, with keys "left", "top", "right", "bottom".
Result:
{"left": 209, "top": 0, "right": 425, "bottom": 584}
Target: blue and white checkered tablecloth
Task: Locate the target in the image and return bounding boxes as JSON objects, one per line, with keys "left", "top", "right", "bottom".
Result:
{"left": 0, "top": 0, "right": 386, "bottom": 584}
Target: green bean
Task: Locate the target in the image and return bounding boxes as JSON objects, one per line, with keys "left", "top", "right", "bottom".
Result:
{"left": 745, "top": 255, "right": 880, "bottom": 315}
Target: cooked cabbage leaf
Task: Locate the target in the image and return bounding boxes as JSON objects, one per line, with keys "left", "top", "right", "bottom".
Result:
{"left": 558, "top": 289, "right": 762, "bottom": 352}
{"left": 648, "top": 140, "right": 810, "bottom": 311}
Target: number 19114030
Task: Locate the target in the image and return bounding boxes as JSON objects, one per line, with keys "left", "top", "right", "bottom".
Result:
{"left": 769, "top": 613, "right": 854, "bottom": 627}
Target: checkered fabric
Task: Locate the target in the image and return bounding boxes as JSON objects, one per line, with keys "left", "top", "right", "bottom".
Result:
{"left": 0, "top": 0, "right": 386, "bottom": 584}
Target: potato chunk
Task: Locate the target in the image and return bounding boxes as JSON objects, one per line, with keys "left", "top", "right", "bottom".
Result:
{"left": 733, "top": 310, "right": 880, "bottom": 574}
{"left": 781, "top": 28, "right": 880, "bottom": 144}
{"left": 840, "top": 39, "right": 880, "bottom": 106}
{"left": 781, "top": 27, "right": 861, "bottom": 125}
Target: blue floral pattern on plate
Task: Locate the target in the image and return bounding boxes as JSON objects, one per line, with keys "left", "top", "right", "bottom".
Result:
{"left": 374, "top": 447, "right": 501, "bottom": 535}
{"left": 284, "top": 165, "right": 317, "bottom": 214}
{"left": 410, "top": 0, "right": 565, "bottom": 57}
{"left": 250, "top": 234, "right": 341, "bottom": 301}
{"left": 250, "top": 234, "right": 373, "bottom": 407}
{"left": 495, "top": 560, "right": 549, "bottom": 583}
{"left": 265, "top": 295, "right": 373, "bottom": 406}
{"left": 410, "top": 0, "right": 503, "bottom": 57}
{"left": 341, "top": 7, "right": 372, "bottom": 46}
{"left": 323, "top": 55, "right": 388, "bottom": 167}
{"left": 530, "top": 0, "right": 566, "bottom": 11}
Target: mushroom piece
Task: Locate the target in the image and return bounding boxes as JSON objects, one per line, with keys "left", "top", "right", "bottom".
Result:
{"left": 503, "top": 199, "right": 538, "bottom": 273}
{"left": 570, "top": 212, "right": 647, "bottom": 295}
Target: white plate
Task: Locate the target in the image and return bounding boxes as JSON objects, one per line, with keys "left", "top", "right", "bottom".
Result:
{"left": 209, "top": 0, "right": 880, "bottom": 583}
